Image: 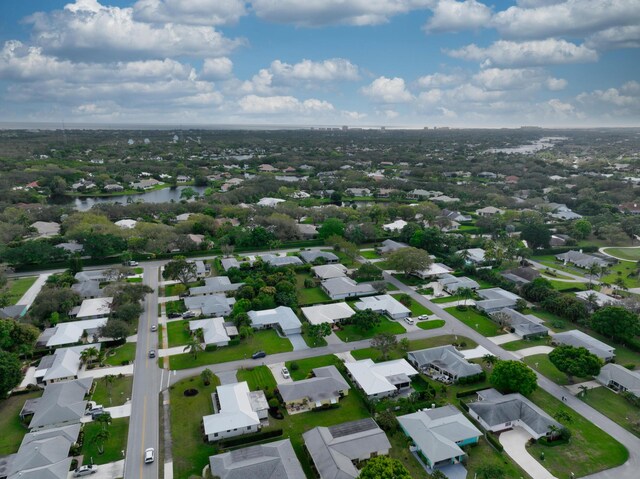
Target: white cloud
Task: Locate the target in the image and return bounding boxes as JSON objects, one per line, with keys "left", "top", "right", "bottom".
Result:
{"left": 132, "top": 0, "right": 247, "bottom": 26}
{"left": 270, "top": 58, "right": 360, "bottom": 82}
{"left": 342, "top": 110, "right": 367, "bottom": 120}
{"left": 586, "top": 25, "right": 640, "bottom": 50}
{"left": 577, "top": 82, "right": 640, "bottom": 108}
{"left": 418, "top": 89, "right": 443, "bottom": 103}
{"left": 447, "top": 39, "right": 598, "bottom": 67}
{"left": 473, "top": 68, "right": 566, "bottom": 91}
{"left": 424, "top": 0, "right": 492, "bottom": 33}
{"left": 361, "top": 76, "right": 414, "bottom": 103}
{"left": 383, "top": 109, "right": 400, "bottom": 119}
{"left": 546, "top": 77, "right": 567, "bottom": 91}
{"left": 251, "top": 0, "right": 432, "bottom": 27}
{"left": 417, "top": 72, "right": 463, "bottom": 88}
{"left": 200, "top": 57, "right": 233, "bottom": 80}
{"left": 25, "top": 0, "right": 245, "bottom": 61}
{"left": 237, "top": 94, "right": 334, "bottom": 114}
{"left": 438, "top": 106, "right": 458, "bottom": 118}
{"left": 545, "top": 98, "right": 576, "bottom": 117}
{"left": 493, "top": 0, "right": 640, "bottom": 40}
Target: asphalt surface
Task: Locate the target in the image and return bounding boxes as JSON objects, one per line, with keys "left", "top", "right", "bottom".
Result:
{"left": 123, "top": 266, "right": 161, "bottom": 479}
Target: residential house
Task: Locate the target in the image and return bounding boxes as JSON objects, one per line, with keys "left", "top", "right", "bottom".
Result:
{"left": 311, "top": 264, "right": 348, "bottom": 280}
{"left": 30, "top": 221, "right": 60, "bottom": 237}
{"left": 345, "top": 359, "right": 418, "bottom": 399}
{"left": 296, "top": 223, "right": 318, "bottom": 239}
{"left": 491, "top": 308, "right": 549, "bottom": 339}
{"left": 55, "top": 242, "right": 83, "bottom": 254}
{"left": 441, "top": 209, "right": 472, "bottom": 222}
{"left": 130, "top": 178, "right": 161, "bottom": 190}
{"left": 596, "top": 364, "right": 640, "bottom": 398}
{"left": 299, "top": 250, "right": 339, "bottom": 264}
{"left": 475, "top": 288, "right": 521, "bottom": 313}
{"left": 376, "top": 188, "right": 397, "bottom": 198}
{"left": 468, "top": 388, "right": 561, "bottom": 440}
{"left": 500, "top": 267, "right": 540, "bottom": 286}
{"left": 437, "top": 274, "right": 480, "bottom": 294}
{"left": 203, "top": 382, "right": 269, "bottom": 442}
{"left": 549, "top": 234, "right": 573, "bottom": 247}
{"left": 0, "top": 305, "right": 27, "bottom": 320}
{"left": 432, "top": 195, "right": 460, "bottom": 203}
{"left": 321, "top": 277, "right": 376, "bottom": 300}
{"left": 189, "top": 317, "right": 232, "bottom": 347}
{"left": 189, "top": 276, "right": 244, "bottom": 296}
{"left": 408, "top": 346, "right": 483, "bottom": 382}
{"left": 303, "top": 418, "right": 391, "bottom": 479}
{"left": 114, "top": 219, "right": 137, "bottom": 229}
{"left": 345, "top": 188, "right": 371, "bottom": 197}
{"left": 209, "top": 439, "right": 305, "bottom": 479}
{"left": 34, "top": 345, "right": 100, "bottom": 385}
{"left": 278, "top": 366, "right": 350, "bottom": 413}
{"left": 259, "top": 164, "right": 278, "bottom": 172}
{"left": 27, "top": 378, "right": 92, "bottom": 430}
{"left": 37, "top": 318, "right": 108, "bottom": 348}
{"left": 555, "top": 250, "right": 612, "bottom": 269}
{"left": 408, "top": 189, "right": 441, "bottom": 200}
{"left": 184, "top": 294, "right": 235, "bottom": 318}
{"left": 71, "top": 280, "right": 103, "bottom": 300}
{"left": 301, "top": 302, "right": 355, "bottom": 326}
{"left": 258, "top": 254, "right": 304, "bottom": 267}
{"left": 74, "top": 297, "right": 113, "bottom": 320}
{"left": 398, "top": 405, "right": 481, "bottom": 469}
{"left": 476, "top": 206, "right": 505, "bottom": 217}
{"left": 103, "top": 184, "right": 124, "bottom": 192}
{"left": 413, "top": 263, "right": 453, "bottom": 280}
{"left": 575, "top": 290, "right": 620, "bottom": 307}
{"left": 257, "top": 197, "right": 285, "bottom": 207}
{"left": 354, "top": 294, "right": 411, "bottom": 320}
{"left": 220, "top": 257, "right": 248, "bottom": 271}
{"left": 382, "top": 219, "right": 408, "bottom": 232}
{"left": 458, "top": 248, "right": 486, "bottom": 264}
{"left": 618, "top": 202, "right": 640, "bottom": 215}
{"left": 552, "top": 330, "right": 615, "bottom": 361}
{"left": 377, "top": 239, "right": 409, "bottom": 254}
{"left": 248, "top": 306, "right": 302, "bottom": 336}
{"left": 74, "top": 270, "right": 109, "bottom": 283}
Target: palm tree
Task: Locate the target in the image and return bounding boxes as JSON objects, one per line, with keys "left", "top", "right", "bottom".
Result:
{"left": 585, "top": 292, "right": 599, "bottom": 311}
{"left": 92, "top": 428, "right": 111, "bottom": 455}
{"left": 184, "top": 336, "right": 204, "bottom": 359}
{"left": 579, "top": 385, "right": 589, "bottom": 397}
{"left": 102, "top": 375, "right": 116, "bottom": 404}
{"left": 200, "top": 368, "right": 214, "bottom": 386}
{"left": 614, "top": 277, "right": 628, "bottom": 294}
{"left": 483, "top": 354, "right": 498, "bottom": 369}
{"left": 547, "top": 424, "right": 560, "bottom": 440}
{"left": 80, "top": 346, "right": 99, "bottom": 366}
{"left": 587, "top": 264, "right": 601, "bottom": 288}
{"left": 457, "top": 287, "right": 474, "bottom": 308}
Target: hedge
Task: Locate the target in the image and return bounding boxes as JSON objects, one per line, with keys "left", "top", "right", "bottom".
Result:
{"left": 456, "top": 385, "right": 490, "bottom": 398}
{"left": 456, "top": 371, "right": 486, "bottom": 386}
{"left": 218, "top": 428, "right": 283, "bottom": 448}
{"left": 485, "top": 432, "right": 504, "bottom": 452}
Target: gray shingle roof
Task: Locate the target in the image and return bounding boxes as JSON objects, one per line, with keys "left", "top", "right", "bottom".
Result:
{"left": 552, "top": 330, "right": 615, "bottom": 360}
{"left": 408, "top": 346, "right": 483, "bottom": 379}
{"left": 596, "top": 363, "right": 640, "bottom": 397}
{"left": 300, "top": 251, "right": 339, "bottom": 263}
{"left": 28, "top": 378, "right": 92, "bottom": 429}
{"left": 278, "top": 366, "right": 350, "bottom": 404}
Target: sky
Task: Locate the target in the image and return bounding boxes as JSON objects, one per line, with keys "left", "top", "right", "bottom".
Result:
{"left": 0, "top": 0, "right": 638, "bottom": 127}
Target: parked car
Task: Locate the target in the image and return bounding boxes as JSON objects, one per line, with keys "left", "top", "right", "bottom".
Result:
{"left": 144, "top": 448, "right": 155, "bottom": 464}
{"left": 148, "top": 349, "right": 156, "bottom": 358}
{"left": 418, "top": 315, "right": 428, "bottom": 320}
{"left": 86, "top": 404, "right": 103, "bottom": 415}
{"left": 150, "top": 324, "right": 157, "bottom": 332}
{"left": 182, "top": 310, "right": 196, "bottom": 319}
{"left": 252, "top": 350, "right": 266, "bottom": 360}
{"left": 73, "top": 464, "right": 98, "bottom": 477}
{"left": 179, "top": 291, "right": 190, "bottom": 298}
{"left": 281, "top": 367, "right": 290, "bottom": 379}
{"left": 404, "top": 317, "right": 414, "bottom": 325}
{"left": 168, "top": 312, "right": 181, "bottom": 318}
{"left": 124, "top": 260, "right": 138, "bottom": 266}
{"left": 91, "top": 410, "right": 110, "bottom": 420}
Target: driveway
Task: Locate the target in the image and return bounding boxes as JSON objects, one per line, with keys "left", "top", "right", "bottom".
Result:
{"left": 488, "top": 333, "right": 520, "bottom": 345}
{"left": 513, "top": 345, "right": 555, "bottom": 358}
{"left": 500, "top": 427, "right": 557, "bottom": 479}
{"left": 268, "top": 362, "right": 293, "bottom": 385}
{"left": 287, "top": 333, "right": 309, "bottom": 351}
{"left": 68, "top": 460, "right": 124, "bottom": 479}
{"left": 16, "top": 273, "right": 50, "bottom": 309}
{"left": 217, "top": 370, "right": 238, "bottom": 385}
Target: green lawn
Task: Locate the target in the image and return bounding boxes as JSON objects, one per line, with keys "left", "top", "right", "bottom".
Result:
{"left": 334, "top": 318, "right": 405, "bottom": 342}
{"left": 531, "top": 255, "right": 588, "bottom": 278}
{"left": 105, "top": 343, "right": 136, "bottom": 366}
{"left": 466, "top": 436, "right": 531, "bottom": 479}
{"left": 165, "top": 299, "right": 187, "bottom": 315}
{"left": 237, "top": 365, "right": 277, "bottom": 392}
{"left": 547, "top": 280, "right": 587, "bottom": 291}
{"left": 328, "top": 250, "right": 360, "bottom": 268}
{"left": 391, "top": 273, "right": 424, "bottom": 286}
{"left": 92, "top": 375, "right": 133, "bottom": 407}
{"left": 298, "top": 286, "right": 330, "bottom": 305}
{"left": 81, "top": 418, "right": 129, "bottom": 465}
{"left": 285, "top": 354, "right": 342, "bottom": 380}
{"left": 352, "top": 335, "right": 477, "bottom": 361}
{"left": 602, "top": 261, "right": 640, "bottom": 288}
{"left": 387, "top": 431, "right": 430, "bottom": 478}
{"left": 391, "top": 294, "right": 432, "bottom": 316}
{"left": 126, "top": 277, "right": 142, "bottom": 283}
{"left": 165, "top": 282, "right": 199, "bottom": 297}
{"left": 417, "top": 319, "right": 445, "bottom": 330}
{"left": 0, "top": 390, "right": 42, "bottom": 455}
{"left": 385, "top": 282, "right": 399, "bottom": 292}
{"left": 522, "top": 354, "right": 591, "bottom": 385}
{"left": 169, "top": 376, "right": 220, "bottom": 479}
{"left": 134, "top": 267, "right": 144, "bottom": 274}
{"left": 432, "top": 294, "right": 476, "bottom": 304}
{"left": 170, "top": 329, "right": 293, "bottom": 370}
{"left": 528, "top": 388, "right": 629, "bottom": 478}
{"left": 604, "top": 247, "right": 640, "bottom": 261}
{"left": 501, "top": 336, "right": 551, "bottom": 351}
{"left": 445, "top": 307, "right": 502, "bottom": 336}
{"left": 5, "top": 276, "right": 37, "bottom": 305}
{"left": 579, "top": 386, "right": 640, "bottom": 437}
{"left": 360, "top": 250, "right": 381, "bottom": 259}
{"left": 166, "top": 320, "right": 192, "bottom": 347}
{"left": 301, "top": 331, "right": 327, "bottom": 348}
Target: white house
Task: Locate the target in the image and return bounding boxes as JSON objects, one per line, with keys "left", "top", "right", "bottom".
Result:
{"left": 413, "top": 263, "right": 453, "bottom": 280}
{"left": 458, "top": 248, "right": 486, "bottom": 264}
{"left": 301, "top": 302, "right": 356, "bottom": 326}
{"left": 114, "top": 219, "right": 137, "bottom": 229}
{"left": 311, "top": 264, "right": 348, "bottom": 280}
{"left": 189, "top": 317, "right": 231, "bottom": 347}
{"left": 257, "top": 197, "right": 285, "bottom": 207}
{"left": 382, "top": 219, "right": 408, "bottom": 232}
{"left": 248, "top": 306, "right": 302, "bottom": 336}
{"left": 345, "top": 359, "right": 418, "bottom": 399}
{"left": 75, "top": 297, "right": 113, "bottom": 320}
{"left": 38, "top": 318, "right": 108, "bottom": 348}
{"left": 321, "top": 277, "right": 376, "bottom": 300}
{"left": 354, "top": 294, "right": 411, "bottom": 320}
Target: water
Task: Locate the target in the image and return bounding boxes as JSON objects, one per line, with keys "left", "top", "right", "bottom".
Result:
{"left": 486, "top": 136, "right": 568, "bottom": 154}
{"left": 71, "top": 186, "right": 208, "bottom": 211}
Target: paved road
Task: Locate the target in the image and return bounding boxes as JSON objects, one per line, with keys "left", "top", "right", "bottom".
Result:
{"left": 124, "top": 266, "right": 161, "bottom": 479}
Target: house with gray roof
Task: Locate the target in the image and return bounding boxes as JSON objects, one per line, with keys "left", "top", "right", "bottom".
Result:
{"left": 468, "top": 389, "right": 560, "bottom": 439}
{"left": 555, "top": 250, "right": 612, "bottom": 269}
{"left": 37, "top": 318, "right": 108, "bottom": 348}
{"left": 184, "top": 294, "right": 235, "bottom": 317}
{"left": 35, "top": 344, "right": 100, "bottom": 385}
{"left": 189, "top": 317, "right": 232, "bottom": 347}
{"left": 74, "top": 270, "right": 109, "bottom": 283}
{"left": 354, "top": 294, "right": 411, "bottom": 320}
{"left": 596, "top": 363, "right": 640, "bottom": 398}
{"left": 500, "top": 267, "right": 540, "bottom": 286}
{"left": 377, "top": 239, "right": 409, "bottom": 254}
{"left": 258, "top": 254, "right": 303, "bottom": 267}
{"left": 220, "top": 257, "right": 247, "bottom": 271}
{"left": 458, "top": 248, "right": 486, "bottom": 264}
{"left": 491, "top": 308, "right": 549, "bottom": 339}
{"left": 303, "top": 418, "right": 391, "bottom": 479}
{"left": 413, "top": 263, "right": 454, "bottom": 280}
{"left": 312, "top": 264, "right": 348, "bottom": 280}
{"left": 437, "top": 274, "right": 480, "bottom": 293}
{"left": 552, "top": 330, "right": 615, "bottom": 361}
{"left": 475, "top": 288, "right": 521, "bottom": 313}
{"left": 408, "top": 346, "right": 483, "bottom": 383}
{"left": 278, "top": 366, "right": 350, "bottom": 413}
{"left": 398, "top": 405, "right": 481, "bottom": 469}
{"left": 299, "top": 250, "right": 339, "bottom": 264}
{"left": 71, "top": 279, "right": 104, "bottom": 299}
{"left": 209, "top": 439, "right": 305, "bottom": 479}
{"left": 0, "top": 304, "right": 27, "bottom": 319}
{"left": 321, "top": 277, "right": 375, "bottom": 300}
{"left": 301, "top": 302, "right": 355, "bottom": 326}
{"left": 248, "top": 306, "right": 302, "bottom": 336}
{"left": 189, "top": 276, "right": 244, "bottom": 296}
{"left": 297, "top": 223, "right": 318, "bottom": 239}
{"left": 28, "top": 378, "right": 92, "bottom": 430}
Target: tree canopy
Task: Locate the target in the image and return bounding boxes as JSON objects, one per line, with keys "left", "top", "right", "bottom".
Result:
{"left": 590, "top": 306, "right": 640, "bottom": 343}
{"left": 549, "top": 345, "right": 602, "bottom": 382}
{"left": 350, "top": 309, "right": 383, "bottom": 331}
{"left": 385, "top": 246, "right": 433, "bottom": 276}
{"left": 359, "top": 456, "right": 411, "bottom": 479}
{"left": 490, "top": 360, "right": 537, "bottom": 396}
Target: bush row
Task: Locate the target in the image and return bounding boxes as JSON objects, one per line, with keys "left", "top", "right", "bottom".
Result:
{"left": 217, "top": 428, "right": 283, "bottom": 448}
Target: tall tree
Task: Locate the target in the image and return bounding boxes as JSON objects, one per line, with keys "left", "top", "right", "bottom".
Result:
{"left": 351, "top": 309, "right": 382, "bottom": 332}
{"left": 591, "top": 306, "right": 640, "bottom": 343}
{"left": 304, "top": 322, "right": 332, "bottom": 346}
{"left": 359, "top": 456, "right": 411, "bottom": 479}
{"left": 318, "top": 218, "right": 345, "bottom": 240}
{"left": 385, "top": 246, "right": 433, "bottom": 276}
{"left": 549, "top": 345, "right": 602, "bottom": 383}
{"left": 490, "top": 360, "right": 537, "bottom": 396}
{"left": 0, "top": 351, "right": 22, "bottom": 395}
{"left": 370, "top": 332, "right": 398, "bottom": 360}
{"left": 162, "top": 256, "right": 197, "bottom": 286}
{"left": 184, "top": 335, "right": 204, "bottom": 359}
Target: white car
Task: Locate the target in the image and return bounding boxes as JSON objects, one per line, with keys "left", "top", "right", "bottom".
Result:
{"left": 404, "top": 317, "right": 414, "bottom": 325}
{"left": 73, "top": 465, "right": 98, "bottom": 477}
{"left": 281, "top": 367, "right": 290, "bottom": 379}
{"left": 418, "top": 315, "right": 428, "bottom": 320}
{"left": 144, "top": 447, "right": 155, "bottom": 464}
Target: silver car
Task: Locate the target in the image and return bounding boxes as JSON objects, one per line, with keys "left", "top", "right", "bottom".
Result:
{"left": 73, "top": 465, "right": 98, "bottom": 477}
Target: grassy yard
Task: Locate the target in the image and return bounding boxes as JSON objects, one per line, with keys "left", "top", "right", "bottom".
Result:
{"left": 522, "top": 353, "right": 591, "bottom": 385}
{"left": 501, "top": 336, "right": 551, "bottom": 351}
{"left": 166, "top": 320, "right": 192, "bottom": 347}
{"left": 165, "top": 282, "right": 200, "bottom": 297}
{"left": 391, "top": 294, "right": 432, "bottom": 316}
{"left": 165, "top": 299, "right": 187, "bottom": 315}
{"left": 126, "top": 277, "right": 142, "bottom": 283}
{"left": 237, "top": 365, "right": 277, "bottom": 392}
{"left": 466, "top": 436, "right": 531, "bottom": 479}
{"left": 432, "top": 294, "right": 477, "bottom": 304}
{"left": 81, "top": 418, "right": 129, "bottom": 465}
{"left": 391, "top": 273, "right": 424, "bottom": 286}
{"left": 528, "top": 388, "right": 629, "bottom": 478}
{"left": 285, "top": 354, "right": 342, "bottom": 380}
{"left": 328, "top": 249, "right": 360, "bottom": 268}
{"left": 385, "top": 282, "right": 399, "bottom": 292}
{"left": 352, "top": 335, "right": 478, "bottom": 362}
{"left": 169, "top": 376, "right": 220, "bottom": 479}
{"left": 602, "top": 261, "right": 640, "bottom": 288}
{"left": 547, "top": 280, "right": 587, "bottom": 291}
{"left": 531, "top": 255, "right": 588, "bottom": 278}
{"left": 334, "top": 317, "right": 405, "bottom": 342}
{"left": 170, "top": 329, "right": 293, "bottom": 370}
{"left": 105, "top": 342, "right": 136, "bottom": 366}
{"left": 445, "top": 306, "right": 502, "bottom": 337}
{"left": 5, "top": 276, "right": 37, "bottom": 305}
{"left": 579, "top": 386, "right": 640, "bottom": 437}
{"left": 604, "top": 247, "right": 640, "bottom": 261}
{"left": 0, "top": 390, "right": 42, "bottom": 455}
{"left": 360, "top": 250, "right": 381, "bottom": 259}
{"left": 387, "top": 431, "right": 430, "bottom": 478}
{"left": 92, "top": 375, "right": 133, "bottom": 407}
{"left": 298, "top": 286, "right": 330, "bottom": 305}
{"left": 417, "top": 319, "right": 445, "bottom": 330}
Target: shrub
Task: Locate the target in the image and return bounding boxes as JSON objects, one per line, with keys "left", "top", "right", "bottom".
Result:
{"left": 268, "top": 398, "right": 279, "bottom": 408}
{"left": 303, "top": 278, "right": 315, "bottom": 288}
{"left": 218, "top": 429, "right": 283, "bottom": 448}
{"left": 289, "top": 361, "right": 299, "bottom": 371}
{"left": 485, "top": 433, "right": 504, "bottom": 452}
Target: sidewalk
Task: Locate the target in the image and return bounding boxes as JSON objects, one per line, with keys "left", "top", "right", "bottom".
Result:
{"left": 500, "top": 427, "right": 557, "bottom": 479}
{"left": 78, "top": 364, "right": 134, "bottom": 379}
{"left": 16, "top": 273, "right": 51, "bottom": 309}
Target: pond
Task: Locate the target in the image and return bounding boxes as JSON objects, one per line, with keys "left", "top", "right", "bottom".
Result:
{"left": 71, "top": 186, "right": 208, "bottom": 211}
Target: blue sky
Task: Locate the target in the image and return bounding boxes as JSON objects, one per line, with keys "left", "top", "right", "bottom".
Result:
{"left": 0, "top": 0, "right": 638, "bottom": 127}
